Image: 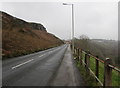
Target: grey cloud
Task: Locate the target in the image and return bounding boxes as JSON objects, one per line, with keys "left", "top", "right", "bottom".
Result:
{"left": 1, "top": 2, "right": 118, "bottom": 40}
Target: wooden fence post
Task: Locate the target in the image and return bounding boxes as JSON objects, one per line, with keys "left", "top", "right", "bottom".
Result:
{"left": 79, "top": 49, "right": 82, "bottom": 65}
{"left": 85, "top": 52, "right": 87, "bottom": 68}
{"left": 103, "top": 58, "right": 112, "bottom": 87}
{"left": 76, "top": 48, "right": 78, "bottom": 55}
{"left": 77, "top": 48, "right": 79, "bottom": 61}
{"left": 95, "top": 56, "right": 99, "bottom": 82}
{"left": 85, "top": 51, "right": 90, "bottom": 73}
{"left": 80, "top": 49, "right": 82, "bottom": 59}
{"left": 87, "top": 51, "right": 90, "bottom": 73}
{"left": 73, "top": 48, "right": 75, "bottom": 55}
{"left": 74, "top": 47, "right": 76, "bottom": 55}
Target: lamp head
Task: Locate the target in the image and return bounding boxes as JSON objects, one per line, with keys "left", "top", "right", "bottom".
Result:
{"left": 63, "top": 3, "right": 68, "bottom": 5}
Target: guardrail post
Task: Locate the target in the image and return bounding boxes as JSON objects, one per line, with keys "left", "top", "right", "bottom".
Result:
{"left": 103, "top": 58, "right": 112, "bottom": 87}
{"left": 95, "top": 56, "right": 99, "bottom": 82}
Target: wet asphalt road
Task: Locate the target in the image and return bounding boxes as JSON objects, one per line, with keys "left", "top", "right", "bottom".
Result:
{"left": 50, "top": 45, "right": 85, "bottom": 86}
{"left": 2, "top": 44, "right": 67, "bottom": 86}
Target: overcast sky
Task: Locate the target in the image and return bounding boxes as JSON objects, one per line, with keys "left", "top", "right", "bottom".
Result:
{"left": 0, "top": 1, "right": 118, "bottom": 40}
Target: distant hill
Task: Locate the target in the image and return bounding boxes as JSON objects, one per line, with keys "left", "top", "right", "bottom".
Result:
{"left": 74, "top": 38, "right": 119, "bottom": 67}
{"left": 1, "top": 11, "right": 64, "bottom": 58}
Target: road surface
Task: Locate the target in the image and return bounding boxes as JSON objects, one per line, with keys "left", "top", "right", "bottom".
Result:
{"left": 49, "top": 45, "right": 85, "bottom": 86}
{"left": 2, "top": 44, "right": 85, "bottom": 86}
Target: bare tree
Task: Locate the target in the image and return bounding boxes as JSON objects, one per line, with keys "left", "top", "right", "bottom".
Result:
{"left": 79, "top": 35, "right": 90, "bottom": 50}
{"left": 79, "top": 34, "right": 89, "bottom": 40}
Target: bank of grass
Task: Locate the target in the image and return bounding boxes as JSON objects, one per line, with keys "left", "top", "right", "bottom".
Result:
{"left": 89, "top": 56, "right": 120, "bottom": 86}
{"left": 2, "top": 29, "right": 63, "bottom": 59}
{"left": 2, "top": 45, "right": 61, "bottom": 59}
{"left": 77, "top": 52, "right": 120, "bottom": 86}
{"left": 76, "top": 60, "right": 97, "bottom": 87}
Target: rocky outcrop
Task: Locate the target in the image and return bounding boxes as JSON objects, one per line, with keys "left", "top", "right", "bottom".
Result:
{"left": 1, "top": 11, "right": 47, "bottom": 32}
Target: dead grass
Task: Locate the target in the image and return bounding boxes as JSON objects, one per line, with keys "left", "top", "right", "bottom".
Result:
{"left": 2, "top": 28, "right": 63, "bottom": 58}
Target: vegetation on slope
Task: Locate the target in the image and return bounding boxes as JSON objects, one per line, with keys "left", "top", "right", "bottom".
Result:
{"left": 74, "top": 35, "right": 119, "bottom": 67}
{"left": 1, "top": 11, "right": 64, "bottom": 58}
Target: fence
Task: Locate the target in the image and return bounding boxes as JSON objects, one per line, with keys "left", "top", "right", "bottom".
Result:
{"left": 74, "top": 47, "right": 120, "bottom": 87}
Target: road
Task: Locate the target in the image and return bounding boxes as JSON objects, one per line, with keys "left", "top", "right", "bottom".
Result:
{"left": 49, "top": 45, "right": 85, "bottom": 86}
{"left": 3, "top": 44, "right": 68, "bottom": 86}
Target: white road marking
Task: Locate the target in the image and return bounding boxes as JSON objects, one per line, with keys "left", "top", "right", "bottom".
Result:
{"left": 39, "top": 54, "right": 44, "bottom": 57}
{"left": 12, "top": 59, "right": 34, "bottom": 69}
{"left": 38, "top": 47, "right": 61, "bottom": 58}
{"left": 11, "top": 47, "right": 62, "bottom": 70}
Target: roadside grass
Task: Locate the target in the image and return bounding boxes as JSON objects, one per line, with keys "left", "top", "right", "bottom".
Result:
{"left": 76, "top": 60, "right": 97, "bottom": 87}
{"left": 77, "top": 53, "right": 120, "bottom": 86}
{"left": 89, "top": 56, "right": 120, "bottom": 86}
{"left": 2, "top": 45, "right": 60, "bottom": 59}
{"left": 2, "top": 29, "right": 63, "bottom": 59}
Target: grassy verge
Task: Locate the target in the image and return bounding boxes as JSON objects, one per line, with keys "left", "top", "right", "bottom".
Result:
{"left": 89, "top": 56, "right": 120, "bottom": 86}
{"left": 2, "top": 44, "right": 62, "bottom": 59}
{"left": 76, "top": 52, "right": 120, "bottom": 86}
{"left": 76, "top": 60, "right": 97, "bottom": 87}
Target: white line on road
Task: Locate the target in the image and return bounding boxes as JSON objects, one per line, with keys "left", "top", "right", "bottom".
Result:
{"left": 12, "top": 59, "right": 34, "bottom": 69}
{"left": 39, "top": 54, "right": 46, "bottom": 57}
{"left": 11, "top": 47, "right": 62, "bottom": 70}
{"left": 38, "top": 47, "right": 61, "bottom": 58}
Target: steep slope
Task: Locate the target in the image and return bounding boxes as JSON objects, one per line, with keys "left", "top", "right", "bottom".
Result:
{"left": 1, "top": 11, "right": 64, "bottom": 58}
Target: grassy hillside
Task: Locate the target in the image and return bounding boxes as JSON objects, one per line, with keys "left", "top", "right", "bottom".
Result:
{"left": 1, "top": 11, "right": 64, "bottom": 58}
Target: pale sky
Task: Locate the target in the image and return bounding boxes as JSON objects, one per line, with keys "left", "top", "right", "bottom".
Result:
{"left": 0, "top": 1, "right": 118, "bottom": 40}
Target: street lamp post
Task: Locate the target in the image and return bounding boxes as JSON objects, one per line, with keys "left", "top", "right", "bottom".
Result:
{"left": 63, "top": 3, "right": 74, "bottom": 53}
